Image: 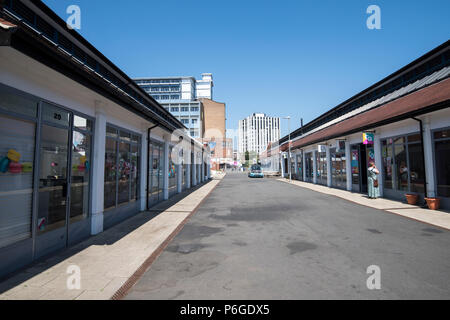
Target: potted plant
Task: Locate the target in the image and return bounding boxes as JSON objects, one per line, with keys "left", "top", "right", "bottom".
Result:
{"left": 425, "top": 197, "right": 441, "bottom": 210}
{"left": 405, "top": 193, "right": 419, "bottom": 205}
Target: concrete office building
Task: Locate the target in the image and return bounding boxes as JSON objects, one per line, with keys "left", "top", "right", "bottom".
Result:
{"left": 262, "top": 41, "right": 450, "bottom": 210}
{"left": 0, "top": 0, "right": 211, "bottom": 278}
{"left": 239, "top": 113, "right": 281, "bottom": 155}
{"left": 134, "top": 73, "right": 214, "bottom": 139}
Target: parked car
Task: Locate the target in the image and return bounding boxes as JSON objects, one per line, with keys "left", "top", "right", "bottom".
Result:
{"left": 248, "top": 164, "right": 264, "bottom": 178}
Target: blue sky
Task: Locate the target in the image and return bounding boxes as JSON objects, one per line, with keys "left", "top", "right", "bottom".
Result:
{"left": 43, "top": 0, "right": 450, "bottom": 139}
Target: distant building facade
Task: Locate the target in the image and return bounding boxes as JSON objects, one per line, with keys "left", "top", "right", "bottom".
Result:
{"left": 134, "top": 73, "right": 214, "bottom": 138}
{"left": 201, "top": 98, "right": 232, "bottom": 170}
{"left": 238, "top": 113, "right": 281, "bottom": 155}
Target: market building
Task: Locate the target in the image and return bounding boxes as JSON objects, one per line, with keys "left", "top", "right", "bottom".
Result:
{"left": 262, "top": 40, "right": 450, "bottom": 210}
{"left": 0, "top": 0, "right": 211, "bottom": 278}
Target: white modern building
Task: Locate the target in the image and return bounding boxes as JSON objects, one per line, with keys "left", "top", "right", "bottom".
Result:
{"left": 238, "top": 113, "right": 281, "bottom": 154}
{"left": 262, "top": 41, "right": 450, "bottom": 210}
{"left": 0, "top": 1, "right": 211, "bottom": 278}
{"left": 134, "top": 74, "right": 214, "bottom": 139}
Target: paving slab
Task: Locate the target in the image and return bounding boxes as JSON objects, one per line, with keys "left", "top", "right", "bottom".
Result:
{"left": 0, "top": 177, "right": 223, "bottom": 300}
{"left": 278, "top": 178, "right": 450, "bottom": 230}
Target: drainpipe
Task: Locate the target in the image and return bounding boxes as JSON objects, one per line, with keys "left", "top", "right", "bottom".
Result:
{"left": 412, "top": 117, "right": 428, "bottom": 199}
{"left": 147, "top": 124, "right": 160, "bottom": 211}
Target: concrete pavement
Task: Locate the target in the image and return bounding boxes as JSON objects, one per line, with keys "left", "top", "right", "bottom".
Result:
{"left": 278, "top": 178, "right": 450, "bottom": 230}
{"left": 125, "top": 172, "right": 450, "bottom": 300}
{"left": 0, "top": 177, "right": 223, "bottom": 300}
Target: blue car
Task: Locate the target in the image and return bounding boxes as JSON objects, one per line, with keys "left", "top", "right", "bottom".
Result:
{"left": 248, "top": 164, "right": 264, "bottom": 178}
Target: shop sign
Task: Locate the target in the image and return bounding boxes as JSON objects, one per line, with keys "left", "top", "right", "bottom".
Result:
{"left": 363, "top": 132, "right": 374, "bottom": 145}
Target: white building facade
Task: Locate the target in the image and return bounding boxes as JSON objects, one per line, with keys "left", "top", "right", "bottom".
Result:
{"left": 0, "top": 2, "right": 211, "bottom": 278}
{"left": 134, "top": 74, "right": 214, "bottom": 139}
{"left": 239, "top": 113, "right": 280, "bottom": 154}
{"left": 262, "top": 41, "right": 450, "bottom": 211}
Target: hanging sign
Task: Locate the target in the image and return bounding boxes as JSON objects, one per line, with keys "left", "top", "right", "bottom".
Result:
{"left": 363, "top": 132, "right": 374, "bottom": 145}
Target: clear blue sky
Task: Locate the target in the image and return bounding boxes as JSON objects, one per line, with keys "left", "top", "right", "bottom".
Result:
{"left": 43, "top": 0, "right": 449, "bottom": 139}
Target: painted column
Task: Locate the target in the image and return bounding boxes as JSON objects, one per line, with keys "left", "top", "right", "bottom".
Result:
{"left": 281, "top": 153, "right": 286, "bottom": 177}
{"left": 303, "top": 151, "right": 307, "bottom": 181}
{"left": 177, "top": 156, "right": 182, "bottom": 195}
{"left": 345, "top": 141, "right": 352, "bottom": 191}
{"left": 207, "top": 161, "right": 211, "bottom": 180}
{"left": 91, "top": 105, "right": 106, "bottom": 235}
{"left": 326, "top": 146, "right": 332, "bottom": 187}
{"left": 294, "top": 152, "right": 298, "bottom": 179}
{"left": 374, "top": 133, "right": 384, "bottom": 197}
{"left": 186, "top": 151, "right": 191, "bottom": 189}
{"left": 192, "top": 150, "right": 197, "bottom": 186}
{"left": 423, "top": 117, "right": 436, "bottom": 197}
{"left": 139, "top": 125, "right": 148, "bottom": 211}
{"left": 163, "top": 139, "right": 169, "bottom": 200}
{"left": 201, "top": 157, "right": 205, "bottom": 182}
{"left": 312, "top": 150, "right": 318, "bottom": 184}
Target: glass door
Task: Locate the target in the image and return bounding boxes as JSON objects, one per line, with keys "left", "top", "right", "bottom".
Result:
{"left": 35, "top": 104, "right": 93, "bottom": 256}
{"left": 36, "top": 123, "right": 70, "bottom": 258}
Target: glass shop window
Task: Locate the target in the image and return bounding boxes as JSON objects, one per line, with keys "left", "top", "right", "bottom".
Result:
{"left": 104, "top": 126, "right": 140, "bottom": 210}
{"left": 434, "top": 129, "right": 450, "bottom": 197}
{"left": 0, "top": 114, "right": 36, "bottom": 248}
{"left": 0, "top": 89, "right": 38, "bottom": 118}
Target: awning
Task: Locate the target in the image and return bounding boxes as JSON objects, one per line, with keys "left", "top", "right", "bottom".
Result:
{"left": 287, "top": 77, "right": 450, "bottom": 150}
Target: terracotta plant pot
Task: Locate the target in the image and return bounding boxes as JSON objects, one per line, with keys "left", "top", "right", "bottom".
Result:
{"left": 405, "top": 193, "right": 419, "bottom": 205}
{"left": 425, "top": 198, "right": 441, "bottom": 210}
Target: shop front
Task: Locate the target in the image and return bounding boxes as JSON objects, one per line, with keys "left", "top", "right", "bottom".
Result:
{"left": 381, "top": 133, "right": 425, "bottom": 201}
{"left": 350, "top": 141, "right": 374, "bottom": 194}
{"left": 316, "top": 147, "right": 328, "bottom": 186}
{"left": 0, "top": 84, "right": 94, "bottom": 275}
{"left": 433, "top": 127, "right": 450, "bottom": 208}
{"left": 305, "top": 152, "right": 314, "bottom": 183}
{"left": 103, "top": 125, "right": 141, "bottom": 230}
{"left": 330, "top": 147, "right": 347, "bottom": 189}
{"left": 295, "top": 152, "right": 303, "bottom": 181}
{"left": 148, "top": 139, "right": 164, "bottom": 208}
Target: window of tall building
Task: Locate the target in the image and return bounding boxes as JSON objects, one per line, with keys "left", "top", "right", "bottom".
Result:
{"left": 171, "top": 107, "right": 179, "bottom": 112}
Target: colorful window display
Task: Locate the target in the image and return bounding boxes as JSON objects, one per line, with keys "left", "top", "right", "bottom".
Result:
{"left": 381, "top": 134, "right": 425, "bottom": 194}
{"left": 104, "top": 125, "right": 140, "bottom": 211}
{"left": 0, "top": 114, "right": 36, "bottom": 248}
{"left": 0, "top": 85, "right": 94, "bottom": 247}
{"left": 331, "top": 148, "right": 347, "bottom": 189}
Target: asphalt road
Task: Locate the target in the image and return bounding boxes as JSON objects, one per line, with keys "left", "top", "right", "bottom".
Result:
{"left": 126, "top": 172, "right": 450, "bottom": 300}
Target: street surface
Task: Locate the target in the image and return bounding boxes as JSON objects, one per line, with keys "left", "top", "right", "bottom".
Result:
{"left": 126, "top": 172, "right": 450, "bottom": 299}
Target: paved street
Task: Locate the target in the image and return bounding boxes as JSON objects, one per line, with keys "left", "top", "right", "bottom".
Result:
{"left": 126, "top": 172, "right": 450, "bottom": 300}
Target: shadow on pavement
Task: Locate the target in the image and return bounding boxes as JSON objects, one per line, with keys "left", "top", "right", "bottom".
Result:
{"left": 0, "top": 180, "right": 212, "bottom": 294}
